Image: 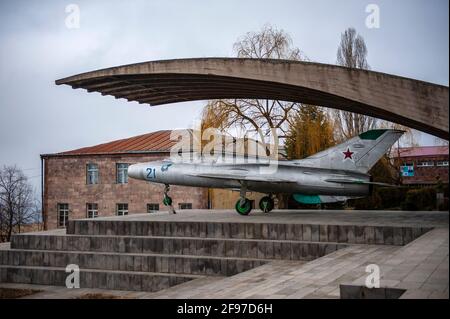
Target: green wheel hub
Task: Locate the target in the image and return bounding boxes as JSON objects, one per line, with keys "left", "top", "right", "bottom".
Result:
{"left": 259, "top": 196, "right": 274, "bottom": 213}
{"left": 163, "top": 196, "right": 172, "bottom": 206}
{"left": 235, "top": 198, "right": 252, "bottom": 215}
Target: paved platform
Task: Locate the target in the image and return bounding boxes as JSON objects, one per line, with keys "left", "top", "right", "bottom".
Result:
{"left": 88, "top": 209, "right": 449, "bottom": 228}
{"left": 144, "top": 228, "right": 448, "bottom": 299}
{"left": 0, "top": 210, "right": 448, "bottom": 299}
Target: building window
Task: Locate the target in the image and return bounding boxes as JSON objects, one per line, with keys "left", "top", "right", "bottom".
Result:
{"left": 437, "top": 161, "right": 449, "bottom": 167}
{"left": 403, "top": 162, "right": 414, "bottom": 167}
{"left": 417, "top": 161, "right": 434, "bottom": 167}
{"left": 86, "top": 163, "right": 99, "bottom": 184}
{"left": 147, "top": 203, "right": 159, "bottom": 213}
{"left": 178, "top": 203, "right": 192, "bottom": 210}
{"left": 86, "top": 203, "right": 98, "bottom": 218}
{"left": 116, "top": 203, "right": 128, "bottom": 216}
{"left": 57, "top": 203, "right": 69, "bottom": 228}
{"left": 116, "top": 163, "right": 129, "bottom": 184}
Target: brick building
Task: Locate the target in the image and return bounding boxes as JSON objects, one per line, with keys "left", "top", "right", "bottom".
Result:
{"left": 41, "top": 130, "right": 209, "bottom": 230}
{"left": 40, "top": 130, "right": 269, "bottom": 230}
{"left": 394, "top": 146, "right": 449, "bottom": 185}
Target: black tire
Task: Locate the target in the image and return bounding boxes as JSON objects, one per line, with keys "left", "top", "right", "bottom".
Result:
{"left": 235, "top": 198, "right": 252, "bottom": 215}
{"left": 259, "top": 196, "right": 274, "bottom": 213}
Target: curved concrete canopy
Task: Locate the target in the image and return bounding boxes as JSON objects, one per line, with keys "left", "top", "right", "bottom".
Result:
{"left": 56, "top": 58, "right": 449, "bottom": 139}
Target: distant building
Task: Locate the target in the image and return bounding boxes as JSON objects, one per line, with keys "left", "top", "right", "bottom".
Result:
{"left": 40, "top": 130, "right": 267, "bottom": 230}
{"left": 393, "top": 146, "right": 449, "bottom": 185}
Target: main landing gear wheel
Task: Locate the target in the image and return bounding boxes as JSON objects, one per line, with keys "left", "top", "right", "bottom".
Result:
{"left": 235, "top": 198, "right": 252, "bottom": 216}
{"left": 259, "top": 196, "right": 274, "bottom": 213}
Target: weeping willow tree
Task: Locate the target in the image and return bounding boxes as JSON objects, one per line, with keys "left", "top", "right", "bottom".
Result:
{"left": 200, "top": 101, "right": 230, "bottom": 133}
{"left": 285, "top": 105, "right": 336, "bottom": 160}
{"left": 198, "top": 101, "right": 231, "bottom": 155}
{"left": 200, "top": 24, "right": 309, "bottom": 152}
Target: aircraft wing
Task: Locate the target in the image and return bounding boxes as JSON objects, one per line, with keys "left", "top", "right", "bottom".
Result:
{"left": 188, "top": 172, "right": 296, "bottom": 183}
{"left": 325, "top": 178, "right": 399, "bottom": 187}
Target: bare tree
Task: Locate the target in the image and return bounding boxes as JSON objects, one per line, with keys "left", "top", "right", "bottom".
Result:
{"left": 336, "top": 27, "right": 370, "bottom": 69}
{"left": 0, "top": 200, "right": 4, "bottom": 242}
{"left": 233, "top": 24, "right": 305, "bottom": 60}
{"left": 0, "top": 165, "right": 36, "bottom": 242}
{"left": 32, "top": 198, "right": 44, "bottom": 231}
{"left": 202, "top": 24, "right": 308, "bottom": 151}
{"left": 334, "top": 28, "right": 378, "bottom": 139}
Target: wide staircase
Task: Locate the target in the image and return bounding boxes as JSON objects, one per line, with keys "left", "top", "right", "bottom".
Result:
{"left": 0, "top": 217, "right": 431, "bottom": 292}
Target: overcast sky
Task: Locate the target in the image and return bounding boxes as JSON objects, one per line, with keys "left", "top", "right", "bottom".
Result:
{"left": 0, "top": 0, "right": 448, "bottom": 192}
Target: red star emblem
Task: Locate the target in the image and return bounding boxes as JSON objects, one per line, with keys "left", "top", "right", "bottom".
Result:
{"left": 343, "top": 148, "right": 354, "bottom": 160}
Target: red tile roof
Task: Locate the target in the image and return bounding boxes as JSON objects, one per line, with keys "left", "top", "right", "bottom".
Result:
{"left": 394, "top": 146, "right": 449, "bottom": 158}
{"left": 53, "top": 130, "right": 180, "bottom": 156}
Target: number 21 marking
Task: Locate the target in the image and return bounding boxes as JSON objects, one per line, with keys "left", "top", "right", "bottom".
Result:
{"left": 146, "top": 167, "right": 156, "bottom": 179}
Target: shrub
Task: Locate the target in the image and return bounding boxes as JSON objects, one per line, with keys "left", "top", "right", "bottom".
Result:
{"left": 349, "top": 191, "right": 382, "bottom": 210}
{"left": 438, "top": 198, "right": 449, "bottom": 211}
{"left": 377, "top": 187, "right": 407, "bottom": 209}
{"left": 323, "top": 201, "right": 346, "bottom": 210}
{"left": 401, "top": 188, "right": 437, "bottom": 211}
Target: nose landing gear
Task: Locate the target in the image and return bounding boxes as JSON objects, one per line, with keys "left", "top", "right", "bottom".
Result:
{"left": 235, "top": 198, "right": 252, "bottom": 215}
{"left": 235, "top": 182, "right": 252, "bottom": 216}
{"left": 163, "top": 184, "right": 176, "bottom": 214}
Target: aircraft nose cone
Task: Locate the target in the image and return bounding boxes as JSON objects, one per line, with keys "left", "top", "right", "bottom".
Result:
{"left": 127, "top": 164, "right": 142, "bottom": 180}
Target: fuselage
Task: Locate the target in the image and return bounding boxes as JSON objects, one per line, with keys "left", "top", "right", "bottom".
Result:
{"left": 128, "top": 159, "right": 371, "bottom": 197}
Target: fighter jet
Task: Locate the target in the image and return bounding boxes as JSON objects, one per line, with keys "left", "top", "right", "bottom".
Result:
{"left": 128, "top": 129, "right": 403, "bottom": 215}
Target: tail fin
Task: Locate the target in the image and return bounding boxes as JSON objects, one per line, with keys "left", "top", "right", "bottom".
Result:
{"left": 300, "top": 129, "right": 404, "bottom": 173}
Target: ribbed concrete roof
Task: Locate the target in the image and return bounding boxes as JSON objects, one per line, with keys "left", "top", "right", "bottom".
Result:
{"left": 55, "top": 58, "right": 449, "bottom": 140}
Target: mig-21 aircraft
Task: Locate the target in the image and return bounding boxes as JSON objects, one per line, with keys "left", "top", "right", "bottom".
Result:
{"left": 128, "top": 129, "right": 403, "bottom": 215}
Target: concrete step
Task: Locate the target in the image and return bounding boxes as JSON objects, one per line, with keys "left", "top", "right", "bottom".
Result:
{"left": 0, "top": 265, "right": 202, "bottom": 292}
{"left": 10, "top": 234, "right": 345, "bottom": 261}
{"left": 67, "top": 220, "right": 432, "bottom": 245}
{"left": 0, "top": 249, "right": 268, "bottom": 276}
